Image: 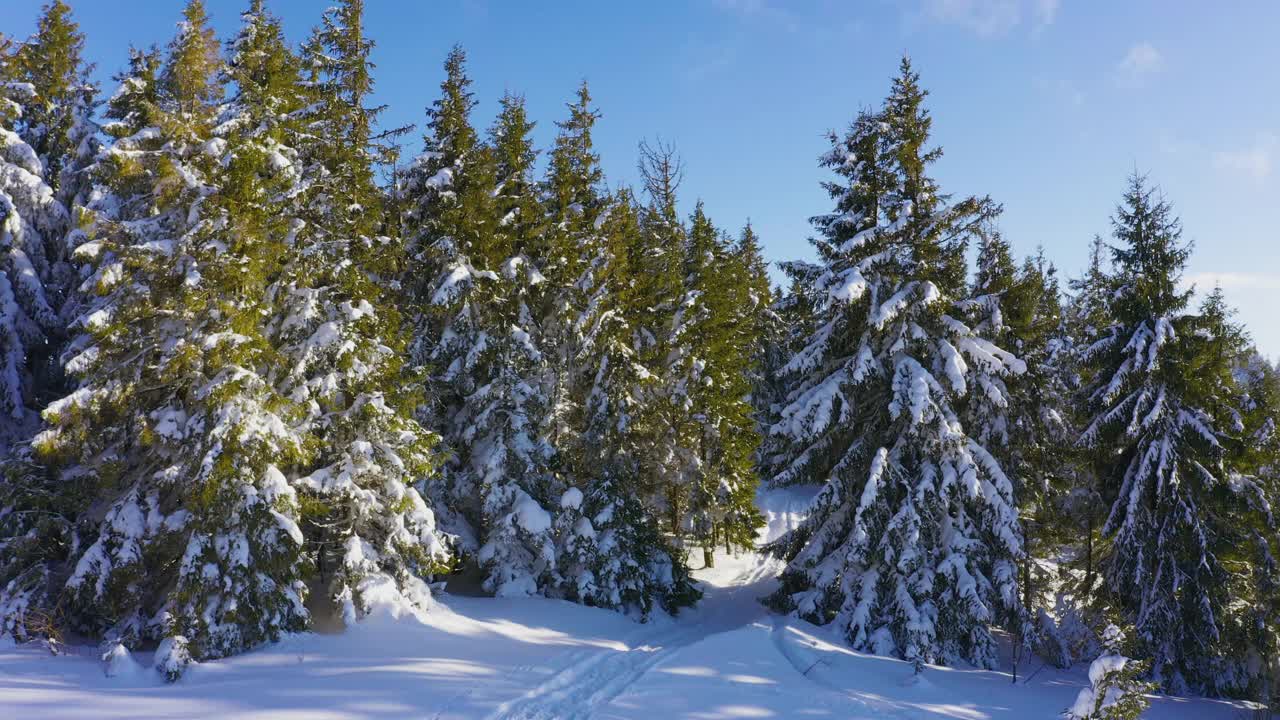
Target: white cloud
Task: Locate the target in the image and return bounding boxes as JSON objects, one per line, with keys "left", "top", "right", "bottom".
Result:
{"left": 1212, "top": 132, "right": 1278, "bottom": 182}
{"left": 1032, "top": 75, "right": 1085, "bottom": 108}
{"left": 1116, "top": 42, "right": 1163, "bottom": 84}
{"left": 921, "top": 0, "right": 1058, "bottom": 37}
{"left": 1184, "top": 271, "right": 1280, "bottom": 292}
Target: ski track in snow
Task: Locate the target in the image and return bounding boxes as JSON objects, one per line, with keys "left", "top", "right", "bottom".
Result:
{"left": 486, "top": 621, "right": 707, "bottom": 720}
{"left": 487, "top": 485, "right": 817, "bottom": 720}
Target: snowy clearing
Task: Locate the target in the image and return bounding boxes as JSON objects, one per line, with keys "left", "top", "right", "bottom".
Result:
{"left": 0, "top": 488, "right": 1252, "bottom": 719}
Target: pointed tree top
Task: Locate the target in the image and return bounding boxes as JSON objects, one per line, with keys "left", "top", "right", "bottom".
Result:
{"left": 163, "top": 0, "right": 222, "bottom": 113}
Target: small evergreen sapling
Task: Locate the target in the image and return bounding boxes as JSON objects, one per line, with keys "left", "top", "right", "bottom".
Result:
{"left": 1063, "top": 625, "right": 1154, "bottom": 720}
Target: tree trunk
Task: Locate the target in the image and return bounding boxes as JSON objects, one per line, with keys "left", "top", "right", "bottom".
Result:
{"left": 704, "top": 522, "right": 716, "bottom": 568}
{"left": 668, "top": 490, "right": 681, "bottom": 539}
{"left": 1084, "top": 513, "right": 1094, "bottom": 604}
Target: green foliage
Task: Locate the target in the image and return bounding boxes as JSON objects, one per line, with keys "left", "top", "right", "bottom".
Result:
{"left": 0, "top": 3, "right": 1273, "bottom": 695}
{"left": 763, "top": 57, "right": 1019, "bottom": 671}
{"left": 12, "top": 1, "right": 93, "bottom": 193}
{"left": 554, "top": 475, "right": 700, "bottom": 617}
{"left": 1064, "top": 626, "right": 1157, "bottom": 720}
{"left": 1079, "top": 174, "right": 1273, "bottom": 695}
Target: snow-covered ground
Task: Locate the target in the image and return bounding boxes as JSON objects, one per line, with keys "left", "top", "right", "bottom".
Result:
{"left": 0, "top": 487, "right": 1254, "bottom": 719}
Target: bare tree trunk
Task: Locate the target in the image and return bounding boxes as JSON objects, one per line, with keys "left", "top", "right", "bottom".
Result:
{"left": 1084, "top": 513, "right": 1094, "bottom": 604}
{"left": 703, "top": 523, "right": 715, "bottom": 569}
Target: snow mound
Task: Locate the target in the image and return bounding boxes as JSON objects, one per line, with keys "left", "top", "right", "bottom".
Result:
{"left": 514, "top": 496, "right": 552, "bottom": 533}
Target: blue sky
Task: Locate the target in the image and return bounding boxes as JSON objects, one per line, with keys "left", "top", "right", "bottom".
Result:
{"left": 5, "top": 0, "right": 1278, "bottom": 357}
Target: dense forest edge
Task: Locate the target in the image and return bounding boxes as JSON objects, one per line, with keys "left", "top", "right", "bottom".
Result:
{"left": 0, "top": 1, "right": 1277, "bottom": 716}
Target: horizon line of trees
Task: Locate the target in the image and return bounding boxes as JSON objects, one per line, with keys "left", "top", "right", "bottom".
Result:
{"left": 1, "top": 0, "right": 1276, "bottom": 706}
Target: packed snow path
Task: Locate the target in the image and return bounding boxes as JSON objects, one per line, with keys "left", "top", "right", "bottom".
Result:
{"left": 0, "top": 487, "right": 1253, "bottom": 719}
{"left": 487, "top": 498, "right": 793, "bottom": 720}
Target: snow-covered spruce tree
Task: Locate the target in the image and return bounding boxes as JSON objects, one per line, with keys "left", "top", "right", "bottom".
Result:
{"left": 764, "top": 58, "right": 1024, "bottom": 670}
{"left": 727, "top": 222, "right": 775, "bottom": 543}
{"left": 679, "top": 203, "right": 763, "bottom": 566}
{"left": 1232, "top": 346, "right": 1280, "bottom": 705}
{"left": 1079, "top": 173, "right": 1259, "bottom": 694}
{"left": 627, "top": 145, "right": 762, "bottom": 563}
{"left": 1009, "top": 252, "right": 1094, "bottom": 668}
{"left": 550, "top": 189, "right": 699, "bottom": 614}
{"left": 1060, "top": 234, "right": 1114, "bottom": 608}
{"left": 402, "top": 49, "right": 557, "bottom": 596}
{"left": 0, "top": 9, "right": 102, "bottom": 632}
{"left": 759, "top": 261, "right": 820, "bottom": 486}
{"left": 0, "top": 2, "right": 96, "bottom": 443}
{"left": 1196, "top": 288, "right": 1280, "bottom": 700}
{"left": 0, "top": 41, "right": 155, "bottom": 646}
{"left": 466, "top": 94, "right": 559, "bottom": 597}
{"left": 538, "top": 81, "right": 608, "bottom": 487}
{"left": 522, "top": 82, "right": 686, "bottom": 608}
{"left": 963, "top": 236, "right": 1082, "bottom": 667}
{"left": 7, "top": 0, "right": 100, "bottom": 393}
{"left": 397, "top": 45, "right": 490, "bottom": 549}
{"left": 23, "top": 2, "right": 319, "bottom": 677}
{"left": 630, "top": 139, "right": 698, "bottom": 543}
{"left": 1064, "top": 624, "right": 1155, "bottom": 720}
{"left": 279, "top": 0, "right": 451, "bottom": 628}
{"left": 735, "top": 222, "right": 784, "bottom": 476}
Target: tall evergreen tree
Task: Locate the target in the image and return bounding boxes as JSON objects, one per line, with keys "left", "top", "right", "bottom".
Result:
{"left": 0, "top": 1, "right": 97, "bottom": 443}
{"left": 765, "top": 59, "right": 1023, "bottom": 670}
{"left": 464, "top": 94, "right": 560, "bottom": 597}
{"left": 1195, "top": 288, "right": 1280, "bottom": 699}
{"left": 1061, "top": 233, "right": 1113, "bottom": 608}
{"left": 539, "top": 81, "right": 606, "bottom": 484}
{"left": 1080, "top": 174, "right": 1260, "bottom": 694}
{"left": 678, "top": 204, "right": 763, "bottom": 566}
{"left": 537, "top": 103, "right": 702, "bottom": 610}
{"left": 404, "top": 49, "right": 560, "bottom": 596}
{"left": 735, "top": 221, "right": 781, "bottom": 449}
{"left": 283, "top": 0, "right": 451, "bottom": 631}
{"left": 403, "top": 47, "right": 491, "bottom": 535}
{"left": 630, "top": 139, "right": 693, "bottom": 541}
{"left": 1232, "top": 344, "right": 1280, "bottom": 702}
{"left": 551, "top": 187, "right": 699, "bottom": 614}
{"left": 0, "top": 45, "right": 160, "bottom": 640}
{"left": 966, "top": 238, "right": 1085, "bottom": 667}
{"left": 20, "top": 2, "right": 316, "bottom": 675}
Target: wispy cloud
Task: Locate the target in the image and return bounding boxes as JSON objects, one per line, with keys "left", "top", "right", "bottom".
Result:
{"left": 1184, "top": 271, "right": 1280, "bottom": 292}
{"left": 683, "top": 39, "right": 740, "bottom": 82}
{"left": 1212, "top": 132, "right": 1279, "bottom": 182}
{"left": 1034, "top": 75, "right": 1085, "bottom": 108}
{"left": 1115, "top": 42, "right": 1163, "bottom": 85}
{"left": 1033, "top": 0, "right": 1060, "bottom": 28}
{"left": 710, "top": 0, "right": 798, "bottom": 31}
{"left": 919, "top": 0, "right": 1058, "bottom": 37}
